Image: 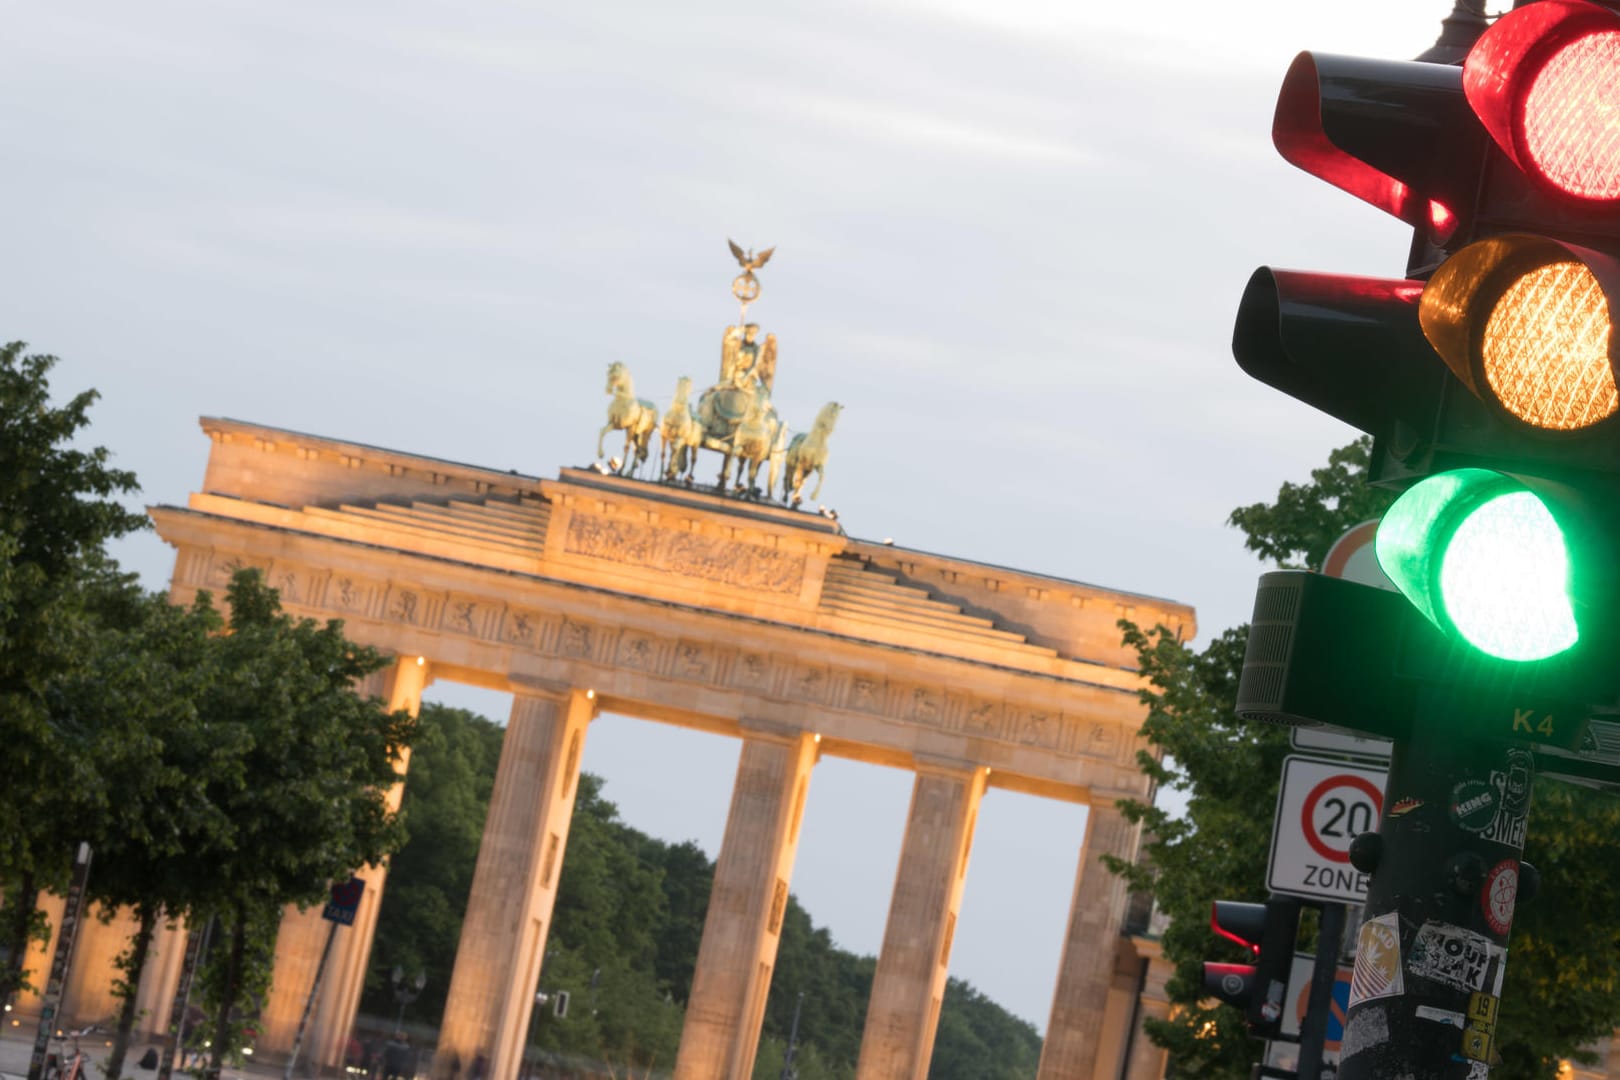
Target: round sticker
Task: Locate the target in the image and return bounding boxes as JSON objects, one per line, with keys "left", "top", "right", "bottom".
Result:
{"left": 1450, "top": 779, "right": 1498, "bottom": 831}
{"left": 1483, "top": 860, "right": 1518, "bottom": 935}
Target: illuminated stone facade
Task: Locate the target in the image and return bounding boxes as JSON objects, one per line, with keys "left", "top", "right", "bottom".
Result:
{"left": 35, "top": 417, "right": 1195, "bottom": 1080}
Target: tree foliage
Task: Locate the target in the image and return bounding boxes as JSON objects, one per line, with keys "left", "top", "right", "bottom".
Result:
{"left": 49, "top": 584, "right": 228, "bottom": 1077}
{"left": 187, "top": 569, "right": 415, "bottom": 1076}
{"left": 1114, "top": 436, "right": 1620, "bottom": 1078}
{"left": 363, "top": 703, "right": 504, "bottom": 1026}
{"left": 0, "top": 342, "right": 146, "bottom": 1003}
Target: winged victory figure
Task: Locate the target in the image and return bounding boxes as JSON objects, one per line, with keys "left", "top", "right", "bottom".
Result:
{"left": 728, "top": 239, "right": 775, "bottom": 272}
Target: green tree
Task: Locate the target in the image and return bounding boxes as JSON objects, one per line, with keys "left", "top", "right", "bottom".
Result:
{"left": 0, "top": 342, "right": 145, "bottom": 1004}
{"left": 763, "top": 898, "right": 870, "bottom": 1072}
{"left": 534, "top": 774, "right": 679, "bottom": 1071}
{"left": 927, "top": 979, "right": 1042, "bottom": 1080}
{"left": 1111, "top": 436, "right": 1620, "bottom": 1078}
{"left": 363, "top": 704, "right": 504, "bottom": 1026}
{"left": 644, "top": 838, "right": 711, "bottom": 1003}
{"left": 186, "top": 569, "right": 416, "bottom": 1079}
{"left": 48, "top": 585, "right": 233, "bottom": 1078}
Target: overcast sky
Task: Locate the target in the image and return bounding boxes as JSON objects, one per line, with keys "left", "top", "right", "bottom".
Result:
{"left": 6, "top": 0, "right": 1454, "bottom": 1035}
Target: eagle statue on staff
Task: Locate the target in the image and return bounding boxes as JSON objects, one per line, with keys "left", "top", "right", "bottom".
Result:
{"left": 728, "top": 238, "right": 774, "bottom": 324}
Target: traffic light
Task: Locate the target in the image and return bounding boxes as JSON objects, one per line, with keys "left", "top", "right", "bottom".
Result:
{"left": 1202, "top": 896, "right": 1301, "bottom": 1039}
{"left": 1230, "top": 9, "right": 1620, "bottom": 1077}
{"left": 1233, "top": 0, "right": 1620, "bottom": 736}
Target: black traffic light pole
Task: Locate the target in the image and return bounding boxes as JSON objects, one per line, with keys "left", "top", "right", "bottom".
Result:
{"left": 1337, "top": 695, "right": 1530, "bottom": 1080}
{"left": 1295, "top": 903, "right": 1346, "bottom": 1080}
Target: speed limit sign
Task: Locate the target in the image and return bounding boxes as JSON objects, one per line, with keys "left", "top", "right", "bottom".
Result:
{"left": 1267, "top": 755, "right": 1388, "bottom": 904}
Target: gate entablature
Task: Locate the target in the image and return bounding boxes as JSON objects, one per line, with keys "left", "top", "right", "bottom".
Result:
{"left": 188, "top": 418, "right": 1193, "bottom": 676}
{"left": 153, "top": 417, "right": 1196, "bottom": 801}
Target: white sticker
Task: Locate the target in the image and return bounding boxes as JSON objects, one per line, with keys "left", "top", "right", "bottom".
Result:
{"left": 1407, "top": 922, "right": 1506, "bottom": 995}
{"left": 1348, "top": 912, "right": 1404, "bottom": 1008}
{"left": 1414, "top": 1005, "right": 1465, "bottom": 1028}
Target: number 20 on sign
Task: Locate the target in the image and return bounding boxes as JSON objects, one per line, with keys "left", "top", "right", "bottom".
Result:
{"left": 1267, "top": 755, "right": 1389, "bottom": 905}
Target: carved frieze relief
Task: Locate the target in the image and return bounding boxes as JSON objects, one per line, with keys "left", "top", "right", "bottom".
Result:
{"left": 558, "top": 618, "right": 595, "bottom": 659}
{"left": 389, "top": 588, "right": 422, "bottom": 625}
{"left": 206, "top": 553, "right": 270, "bottom": 589}
{"left": 674, "top": 640, "right": 714, "bottom": 679}
{"left": 617, "top": 633, "right": 659, "bottom": 671}
{"left": 564, "top": 511, "right": 807, "bottom": 595}
{"left": 792, "top": 664, "right": 830, "bottom": 706}
{"left": 174, "top": 545, "right": 1128, "bottom": 770}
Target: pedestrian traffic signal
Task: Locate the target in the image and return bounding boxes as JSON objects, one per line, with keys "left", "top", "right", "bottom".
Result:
{"left": 1234, "top": 0, "right": 1620, "bottom": 718}
{"left": 1202, "top": 897, "right": 1301, "bottom": 1039}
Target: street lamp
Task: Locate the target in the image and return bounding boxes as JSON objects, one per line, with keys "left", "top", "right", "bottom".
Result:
{"left": 389, "top": 967, "right": 426, "bottom": 1032}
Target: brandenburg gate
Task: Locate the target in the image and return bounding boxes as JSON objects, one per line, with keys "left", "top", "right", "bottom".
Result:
{"left": 21, "top": 249, "right": 1194, "bottom": 1080}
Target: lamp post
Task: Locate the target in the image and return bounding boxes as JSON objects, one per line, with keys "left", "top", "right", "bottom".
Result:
{"left": 389, "top": 968, "right": 426, "bottom": 1033}
{"left": 780, "top": 992, "right": 804, "bottom": 1080}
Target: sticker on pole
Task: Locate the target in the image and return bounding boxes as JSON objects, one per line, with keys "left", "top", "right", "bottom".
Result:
{"left": 1267, "top": 755, "right": 1386, "bottom": 904}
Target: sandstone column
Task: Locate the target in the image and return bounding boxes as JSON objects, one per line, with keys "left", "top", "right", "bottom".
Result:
{"left": 133, "top": 916, "right": 190, "bottom": 1039}
{"left": 258, "top": 904, "right": 333, "bottom": 1054}
{"left": 1122, "top": 945, "right": 1172, "bottom": 1080}
{"left": 10, "top": 892, "right": 65, "bottom": 1023}
{"left": 854, "top": 763, "right": 987, "bottom": 1080}
{"left": 259, "top": 656, "right": 428, "bottom": 1062}
{"left": 60, "top": 903, "right": 139, "bottom": 1027}
{"left": 434, "top": 686, "right": 594, "bottom": 1080}
{"left": 673, "top": 727, "right": 819, "bottom": 1080}
{"left": 1085, "top": 942, "right": 1150, "bottom": 1080}
{"left": 1037, "top": 801, "right": 1141, "bottom": 1080}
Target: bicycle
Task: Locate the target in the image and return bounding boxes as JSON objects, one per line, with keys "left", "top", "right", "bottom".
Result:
{"left": 41, "top": 1024, "right": 98, "bottom": 1080}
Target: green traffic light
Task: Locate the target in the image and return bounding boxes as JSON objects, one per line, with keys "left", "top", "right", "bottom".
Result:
{"left": 1437, "top": 491, "right": 1578, "bottom": 661}
{"left": 1376, "top": 469, "right": 1580, "bottom": 662}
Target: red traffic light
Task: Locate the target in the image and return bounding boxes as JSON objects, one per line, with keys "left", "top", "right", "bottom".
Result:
{"left": 1202, "top": 897, "right": 1301, "bottom": 1038}
{"left": 1465, "top": 0, "right": 1620, "bottom": 202}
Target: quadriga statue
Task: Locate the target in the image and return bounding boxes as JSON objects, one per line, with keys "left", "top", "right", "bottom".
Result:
{"left": 696, "top": 323, "right": 784, "bottom": 495}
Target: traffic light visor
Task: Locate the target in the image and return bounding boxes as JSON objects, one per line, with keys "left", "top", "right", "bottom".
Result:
{"left": 1465, "top": 0, "right": 1620, "bottom": 202}
{"left": 1210, "top": 900, "right": 1266, "bottom": 953}
{"left": 1273, "top": 52, "right": 1471, "bottom": 241}
{"left": 1420, "top": 234, "right": 1620, "bottom": 430}
{"left": 1376, "top": 469, "right": 1579, "bottom": 661}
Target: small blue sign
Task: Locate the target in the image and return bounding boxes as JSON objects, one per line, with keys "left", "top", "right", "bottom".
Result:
{"left": 322, "top": 877, "right": 366, "bottom": 925}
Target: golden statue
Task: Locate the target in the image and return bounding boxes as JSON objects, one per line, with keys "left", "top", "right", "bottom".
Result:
{"left": 782, "top": 401, "right": 843, "bottom": 506}
{"left": 657, "top": 375, "right": 704, "bottom": 484}
{"left": 728, "top": 239, "right": 774, "bottom": 324}
{"left": 597, "top": 361, "right": 658, "bottom": 476}
{"left": 719, "top": 323, "right": 777, "bottom": 392}
{"left": 689, "top": 241, "right": 788, "bottom": 496}
{"left": 589, "top": 239, "right": 843, "bottom": 505}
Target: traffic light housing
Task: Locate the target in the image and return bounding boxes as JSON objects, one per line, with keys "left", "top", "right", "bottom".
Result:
{"left": 1233, "top": 0, "right": 1620, "bottom": 745}
{"left": 1202, "top": 896, "right": 1301, "bottom": 1039}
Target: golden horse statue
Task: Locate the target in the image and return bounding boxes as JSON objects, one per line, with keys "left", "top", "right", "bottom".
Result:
{"left": 727, "top": 390, "right": 788, "bottom": 498}
{"left": 598, "top": 361, "right": 658, "bottom": 476}
{"left": 658, "top": 376, "right": 704, "bottom": 484}
{"left": 782, "top": 401, "right": 842, "bottom": 506}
